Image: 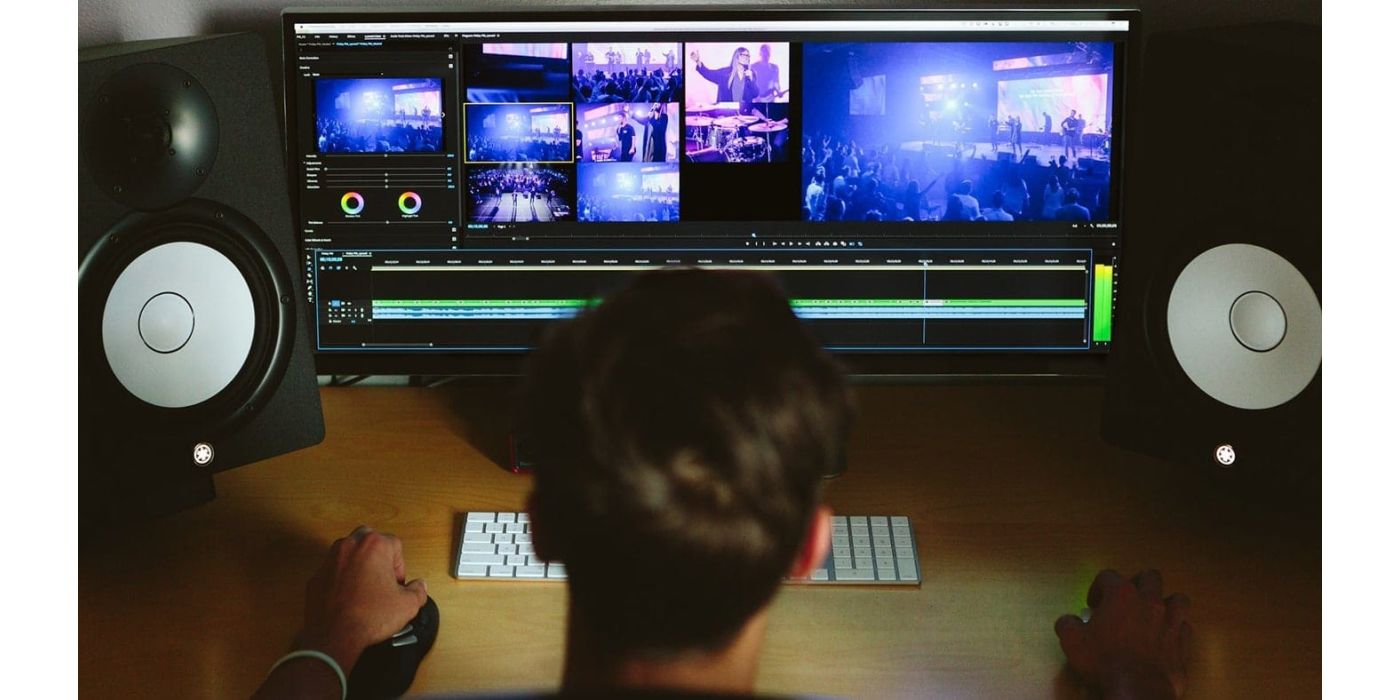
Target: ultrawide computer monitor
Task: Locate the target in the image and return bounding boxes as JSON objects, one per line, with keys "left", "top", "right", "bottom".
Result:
{"left": 282, "top": 8, "right": 1138, "bottom": 375}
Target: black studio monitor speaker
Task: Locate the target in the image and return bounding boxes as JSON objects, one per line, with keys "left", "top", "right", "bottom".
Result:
{"left": 1103, "top": 24, "right": 1321, "bottom": 481}
{"left": 79, "top": 34, "right": 324, "bottom": 526}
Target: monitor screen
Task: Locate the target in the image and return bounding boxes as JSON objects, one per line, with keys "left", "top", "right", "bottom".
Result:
{"left": 283, "top": 9, "right": 1135, "bottom": 373}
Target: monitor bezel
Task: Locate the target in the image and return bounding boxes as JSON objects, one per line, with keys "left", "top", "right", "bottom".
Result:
{"left": 282, "top": 5, "right": 1142, "bottom": 378}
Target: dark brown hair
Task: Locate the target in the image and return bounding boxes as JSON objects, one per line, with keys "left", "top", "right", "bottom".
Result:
{"left": 523, "top": 268, "right": 851, "bottom": 655}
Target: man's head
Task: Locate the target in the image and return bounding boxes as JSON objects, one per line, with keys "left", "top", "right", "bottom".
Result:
{"left": 759, "top": 44, "right": 772, "bottom": 62}
{"left": 523, "top": 269, "right": 850, "bottom": 657}
{"left": 1064, "top": 187, "right": 1081, "bottom": 205}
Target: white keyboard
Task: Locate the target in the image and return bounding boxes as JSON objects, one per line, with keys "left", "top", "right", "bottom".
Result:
{"left": 454, "top": 512, "right": 921, "bottom": 586}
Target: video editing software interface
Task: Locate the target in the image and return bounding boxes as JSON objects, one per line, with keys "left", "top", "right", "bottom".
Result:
{"left": 286, "top": 14, "right": 1128, "bottom": 353}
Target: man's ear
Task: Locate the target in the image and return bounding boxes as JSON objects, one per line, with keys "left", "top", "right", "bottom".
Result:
{"left": 788, "top": 505, "right": 832, "bottom": 579}
{"left": 525, "top": 491, "right": 560, "bottom": 562}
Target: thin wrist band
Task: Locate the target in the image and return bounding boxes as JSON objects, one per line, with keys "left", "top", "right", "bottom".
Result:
{"left": 267, "top": 649, "right": 348, "bottom": 700}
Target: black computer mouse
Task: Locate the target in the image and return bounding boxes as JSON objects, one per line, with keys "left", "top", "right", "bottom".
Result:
{"left": 347, "top": 595, "right": 439, "bottom": 699}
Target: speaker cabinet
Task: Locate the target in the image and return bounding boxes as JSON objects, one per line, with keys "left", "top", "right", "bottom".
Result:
{"left": 79, "top": 34, "right": 324, "bottom": 525}
{"left": 1103, "top": 23, "right": 1321, "bottom": 478}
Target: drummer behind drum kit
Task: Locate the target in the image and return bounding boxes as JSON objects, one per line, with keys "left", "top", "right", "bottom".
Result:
{"left": 685, "top": 102, "right": 788, "bottom": 163}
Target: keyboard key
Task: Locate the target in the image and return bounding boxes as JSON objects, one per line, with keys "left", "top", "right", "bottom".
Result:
{"left": 467, "top": 512, "right": 495, "bottom": 523}
{"left": 506, "top": 555, "right": 527, "bottom": 566}
{"left": 546, "top": 564, "right": 567, "bottom": 579}
{"left": 854, "top": 546, "right": 872, "bottom": 559}
{"left": 464, "top": 532, "right": 492, "bottom": 543}
{"left": 896, "top": 546, "right": 916, "bottom": 560}
{"left": 871, "top": 516, "right": 888, "bottom": 527}
{"left": 463, "top": 522, "right": 486, "bottom": 533}
{"left": 518, "top": 544, "right": 535, "bottom": 556}
{"left": 516, "top": 565, "right": 546, "bottom": 578}
{"left": 496, "top": 544, "right": 516, "bottom": 555}
{"left": 893, "top": 536, "right": 913, "bottom": 548}
{"left": 897, "top": 558, "right": 919, "bottom": 581}
{"left": 832, "top": 546, "right": 850, "bottom": 560}
{"left": 876, "top": 547, "right": 895, "bottom": 561}
{"left": 876, "top": 557, "right": 896, "bottom": 571}
{"left": 485, "top": 523, "right": 505, "bottom": 534}
{"left": 462, "top": 542, "right": 496, "bottom": 553}
{"left": 852, "top": 535, "right": 871, "bottom": 547}
{"left": 516, "top": 533, "right": 533, "bottom": 544}
{"left": 831, "top": 516, "right": 848, "bottom": 527}
{"left": 461, "top": 554, "right": 505, "bottom": 566}
{"left": 831, "top": 534, "right": 850, "bottom": 548}
{"left": 891, "top": 516, "right": 909, "bottom": 527}
{"left": 488, "top": 565, "right": 515, "bottom": 578}
{"left": 854, "top": 557, "right": 874, "bottom": 569}
{"left": 496, "top": 513, "right": 516, "bottom": 523}
{"left": 505, "top": 523, "right": 525, "bottom": 534}
{"left": 873, "top": 535, "right": 892, "bottom": 547}
{"left": 526, "top": 555, "right": 543, "bottom": 566}
{"left": 835, "top": 569, "right": 875, "bottom": 581}
{"left": 810, "top": 569, "right": 830, "bottom": 581}
{"left": 850, "top": 516, "right": 868, "bottom": 526}
{"left": 517, "top": 513, "right": 530, "bottom": 523}
{"left": 457, "top": 564, "right": 489, "bottom": 578}
{"left": 492, "top": 533, "right": 513, "bottom": 544}
{"left": 877, "top": 568, "right": 897, "bottom": 581}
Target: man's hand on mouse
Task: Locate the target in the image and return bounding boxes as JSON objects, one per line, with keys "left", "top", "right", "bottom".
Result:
{"left": 297, "top": 525, "right": 428, "bottom": 673}
{"left": 1055, "top": 569, "right": 1192, "bottom": 700}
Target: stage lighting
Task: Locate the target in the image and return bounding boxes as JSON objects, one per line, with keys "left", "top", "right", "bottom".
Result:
{"left": 972, "top": 82, "right": 979, "bottom": 88}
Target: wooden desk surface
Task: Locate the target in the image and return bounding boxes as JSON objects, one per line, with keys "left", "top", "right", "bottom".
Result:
{"left": 79, "top": 383, "right": 1320, "bottom": 699}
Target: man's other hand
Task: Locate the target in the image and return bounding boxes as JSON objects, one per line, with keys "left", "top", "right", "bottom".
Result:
{"left": 1055, "top": 569, "right": 1192, "bottom": 700}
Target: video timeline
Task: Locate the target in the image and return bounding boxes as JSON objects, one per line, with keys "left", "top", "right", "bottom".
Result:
{"left": 311, "top": 248, "right": 1110, "bottom": 351}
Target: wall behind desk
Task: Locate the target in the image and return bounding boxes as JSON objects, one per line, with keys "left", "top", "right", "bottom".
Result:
{"left": 80, "top": 0, "right": 1321, "bottom": 52}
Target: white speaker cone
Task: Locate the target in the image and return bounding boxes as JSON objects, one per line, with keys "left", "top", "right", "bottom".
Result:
{"left": 102, "top": 241, "right": 256, "bottom": 408}
{"left": 1166, "top": 243, "right": 1321, "bottom": 410}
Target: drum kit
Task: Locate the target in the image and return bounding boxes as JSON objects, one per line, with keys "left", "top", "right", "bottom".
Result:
{"left": 684, "top": 102, "right": 788, "bottom": 163}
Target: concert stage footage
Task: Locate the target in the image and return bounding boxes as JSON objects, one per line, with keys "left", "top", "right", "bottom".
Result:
{"left": 465, "top": 164, "right": 575, "bottom": 222}
{"left": 577, "top": 163, "right": 680, "bottom": 222}
{"left": 572, "top": 43, "right": 684, "bottom": 104}
{"left": 577, "top": 103, "right": 680, "bottom": 163}
{"left": 801, "top": 42, "right": 1115, "bottom": 223}
{"left": 313, "top": 78, "right": 444, "bottom": 154}
{"left": 464, "top": 43, "right": 571, "bottom": 103}
{"left": 684, "top": 42, "right": 791, "bottom": 164}
{"left": 465, "top": 103, "right": 573, "bottom": 163}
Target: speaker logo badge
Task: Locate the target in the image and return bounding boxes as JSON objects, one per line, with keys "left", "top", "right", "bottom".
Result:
{"left": 193, "top": 442, "right": 215, "bottom": 466}
{"left": 1214, "top": 444, "right": 1236, "bottom": 467}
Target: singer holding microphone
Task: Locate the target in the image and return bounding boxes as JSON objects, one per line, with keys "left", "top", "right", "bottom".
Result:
{"left": 691, "top": 46, "right": 760, "bottom": 116}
